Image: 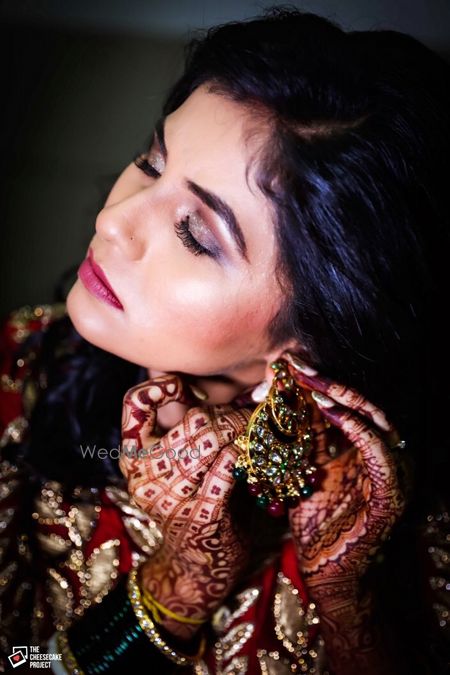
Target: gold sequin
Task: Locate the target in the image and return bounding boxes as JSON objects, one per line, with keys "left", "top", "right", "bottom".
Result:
{"left": 1, "top": 373, "right": 22, "bottom": 393}
{"left": 106, "top": 486, "right": 163, "bottom": 556}
{"left": 83, "top": 538, "right": 120, "bottom": 601}
{"left": 212, "top": 587, "right": 261, "bottom": 634}
{"left": 0, "top": 561, "right": 18, "bottom": 593}
{"left": 47, "top": 568, "right": 75, "bottom": 630}
{"left": 422, "top": 508, "right": 450, "bottom": 638}
{"left": 273, "top": 572, "right": 320, "bottom": 665}
{"left": 193, "top": 661, "right": 212, "bottom": 674}
{"left": 0, "top": 416, "right": 29, "bottom": 447}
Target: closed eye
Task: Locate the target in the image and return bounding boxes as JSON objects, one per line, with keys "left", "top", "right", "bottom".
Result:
{"left": 132, "top": 152, "right": 219, "bottom": 259}
{"left": 133, "top": 153, "right": 161, "bottom": 179}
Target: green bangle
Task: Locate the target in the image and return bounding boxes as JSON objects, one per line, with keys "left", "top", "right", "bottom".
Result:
{"left": 64, "top": 572, "right": 183, "bottom": 674}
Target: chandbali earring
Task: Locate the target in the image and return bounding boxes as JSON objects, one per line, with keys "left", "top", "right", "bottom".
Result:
{"left": 232, "top": 358, "right": 318, "bottom": 517}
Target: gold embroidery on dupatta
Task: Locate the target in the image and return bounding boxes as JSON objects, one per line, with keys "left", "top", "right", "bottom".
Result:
{"left": 254, "top": 573, "right": 328, "bottom": 674}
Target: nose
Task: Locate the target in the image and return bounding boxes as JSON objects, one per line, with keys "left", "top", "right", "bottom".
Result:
{"left": 95, "top": 200, "right": 145, "bottom": 260}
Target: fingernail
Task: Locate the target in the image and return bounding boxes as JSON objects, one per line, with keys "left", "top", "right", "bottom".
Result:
{"left": 311, "top": 390, "right": 335, "bottom": 408}
{"left": 251, "top": 380, "right": 270, "bottom": 403}
{"left": 283, "top": 352, "right": 318, "bottom": 377}
{"left": 188, "top": 384, "right": 209, "bottom": 401}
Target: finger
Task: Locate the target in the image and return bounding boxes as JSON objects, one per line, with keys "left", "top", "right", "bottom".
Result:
{"left": 160, "top": 442, "right": 248, "bottom": 553}
{"left": 123, "top": 404, "right": 251, "bottom": 513}
{"left": 282, "top": 352, "right": 393, "bottom": 433}
{"left": 157, "top": 403, "right": 251, "bottom": 491}
{"left": 313, "top": 396, "right": 406, "bottom": 515}
{"left": 166, "top": 444, "right": 240, "bottom": 530}
{"left": 120, "top": 403, "right": 215, "bottom": 484}
{"left": 121, "top": 373, "right": 189, "bottom": 451}
{"left": 198, "top": 441, "right": 239, "bottom": 501}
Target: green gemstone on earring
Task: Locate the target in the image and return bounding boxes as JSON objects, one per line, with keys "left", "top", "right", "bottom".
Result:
{"left": 300, "top": 484, "right": 314, "bottom": 498}
{"left": 256, "top": 494, "right": 269, "bottom": 508}
{"left": 232, "top": 466, "right": 247, "bottom": 480}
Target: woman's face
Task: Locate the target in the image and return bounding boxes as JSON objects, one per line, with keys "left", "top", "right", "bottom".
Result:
{"left": 67, "top": 84, "right": 288, "bottom": 382}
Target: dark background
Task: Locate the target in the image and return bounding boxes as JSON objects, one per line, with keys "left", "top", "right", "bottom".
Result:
{"left": 1, "top": 0, "right": 449, "bottom": 320}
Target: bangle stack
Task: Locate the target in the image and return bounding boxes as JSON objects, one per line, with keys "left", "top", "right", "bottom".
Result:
{"left": 141, "top": 584, "right": 206, "bottom": 626}
{"left": 127, "top": 567, "right": 207, "bottom": 665}
{"left": 56, "top": 566, "right": 207, "bottom": 674}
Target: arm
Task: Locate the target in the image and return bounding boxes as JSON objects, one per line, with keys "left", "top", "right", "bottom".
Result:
{"left": 282, "top": 355, "right": 409, "bottom": 675}
{"left": 119, "top": 373, "right": 253, "bottom": 643}
{"left": 310, "top": 586, "right": 400, "bottom": 675}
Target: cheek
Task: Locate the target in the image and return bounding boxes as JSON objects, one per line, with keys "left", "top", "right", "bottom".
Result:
{"left": 160, "top": 275, "right": 273, "bottom": 357}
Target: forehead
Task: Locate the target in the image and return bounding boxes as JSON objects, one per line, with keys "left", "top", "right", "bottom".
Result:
{"left": 165, "top": 85, "right": 267, "bottom": 194}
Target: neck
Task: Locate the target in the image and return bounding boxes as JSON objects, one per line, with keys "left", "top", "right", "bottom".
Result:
{"left": 148, "top": 358, "right": 266, "bottom": 406}
{"left": 146, "top": 362, "right": 265, "bottom": 432}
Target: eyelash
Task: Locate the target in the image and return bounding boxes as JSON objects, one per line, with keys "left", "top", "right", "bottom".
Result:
{"left": 133, "top": 153, "right": 213, "bottom": 258}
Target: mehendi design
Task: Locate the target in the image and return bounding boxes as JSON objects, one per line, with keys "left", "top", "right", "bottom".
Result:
{"left": 282, "top": 357, "right": 394, "bottom": 433}
{"left": 119, "top": 374, "right": 254, "bottom": 640}
{"left": 284, "top": 362, "right": 408, "bottom": 673}
{"left": 120, "top": 374, "right": 189, "bottom": 451}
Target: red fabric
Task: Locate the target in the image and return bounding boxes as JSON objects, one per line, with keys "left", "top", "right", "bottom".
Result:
{"left": 0, "top": 313, "right": 31, "bottom": 433}
{"left": 0, "top": 307, "right": 318, "bottom": 671}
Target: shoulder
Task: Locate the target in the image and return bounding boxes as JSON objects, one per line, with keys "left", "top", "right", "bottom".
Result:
{"left": 0, "top": 302, "right": 68, "bottom": 448}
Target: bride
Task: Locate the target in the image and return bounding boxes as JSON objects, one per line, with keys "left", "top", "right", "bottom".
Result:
{"left": 1, "top": 7, "right": 449, "bottom": 674}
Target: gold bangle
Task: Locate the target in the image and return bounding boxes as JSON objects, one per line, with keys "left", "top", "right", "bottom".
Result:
{"left": 127, "top": 568, "right": 206, "bottom": 666}
{"left": 56, "top": 630, "right": 85, "bottom": 675}
{"left": 142, "top": 588, "right": 206, "bottom": 625}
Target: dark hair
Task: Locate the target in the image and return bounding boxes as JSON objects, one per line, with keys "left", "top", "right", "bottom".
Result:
{"left": 5, "top": 7, "right": 449, "bottom": 670}
{"left": 162, "top": 6, "right": 450, "bottom": 505}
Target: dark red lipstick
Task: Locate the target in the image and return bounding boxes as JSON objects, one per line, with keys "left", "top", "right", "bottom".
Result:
{"left": 78, "top": 248, "right": 124, "bottom": 310}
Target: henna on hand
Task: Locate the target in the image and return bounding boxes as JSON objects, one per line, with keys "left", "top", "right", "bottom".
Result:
{"left": 119, "top": 374, "right": 253, "bottom": 640}
{"left": 283, "top": 359, "right": 408, "bottom": 674}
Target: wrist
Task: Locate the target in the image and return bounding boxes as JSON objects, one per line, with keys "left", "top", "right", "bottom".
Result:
{"left": 310, "top": 589, "right": 398, "bottom": 675}
{"left": 63, "top": 574, "right": 182, "bottom": 674}
{"left": 140, "top": 551, "right": 211, "bottom": 640}
{"left": 304, "top": 576, "right": 378, "bottom": 634}
{"left": 305, "top": 575, "right": 362, "bottom": 610}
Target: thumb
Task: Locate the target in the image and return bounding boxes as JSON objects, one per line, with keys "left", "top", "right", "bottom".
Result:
{"left": 121, "top": 373, "right": 190, "bottom": 451}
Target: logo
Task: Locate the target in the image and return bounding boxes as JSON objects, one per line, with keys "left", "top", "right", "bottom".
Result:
{"left": 8, "top": 647, "right": 28, "bottom": 668}
{"left": 7, "top": 644, "right": 62, "bottom": 669}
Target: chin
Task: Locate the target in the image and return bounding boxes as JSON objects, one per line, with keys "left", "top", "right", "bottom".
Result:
{"left": 66, "top": 282, "right": 113, "bottom": 351}
{"left": 66, "top": 283, "right": 97, "bottom": 343}
{"left": 66, "top": 283, "right": 146, "bottom": 366}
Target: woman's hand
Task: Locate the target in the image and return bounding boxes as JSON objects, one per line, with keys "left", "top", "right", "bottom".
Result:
{"left": 119, "top": 373, "right": 252, "bottom": 641}
{"left": 282, "top": 355, "right": 409, "bottom": 673}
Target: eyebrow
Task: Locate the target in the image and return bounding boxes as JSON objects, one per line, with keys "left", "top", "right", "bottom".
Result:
{"left": 154, "top": 117, "right": 249, "bottom": 262}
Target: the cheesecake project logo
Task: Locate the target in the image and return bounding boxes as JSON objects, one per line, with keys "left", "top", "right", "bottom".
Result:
{"left": 7, "top": 645, "right": 62, "bottom": 669}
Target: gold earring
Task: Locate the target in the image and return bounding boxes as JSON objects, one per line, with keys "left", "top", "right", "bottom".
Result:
{"left": 232, "top": 358, "right": 318, "bottom": 517}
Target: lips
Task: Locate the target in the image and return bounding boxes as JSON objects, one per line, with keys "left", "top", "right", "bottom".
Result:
{"left": 77, "top": 248, "right": 124, "bottom": 310}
